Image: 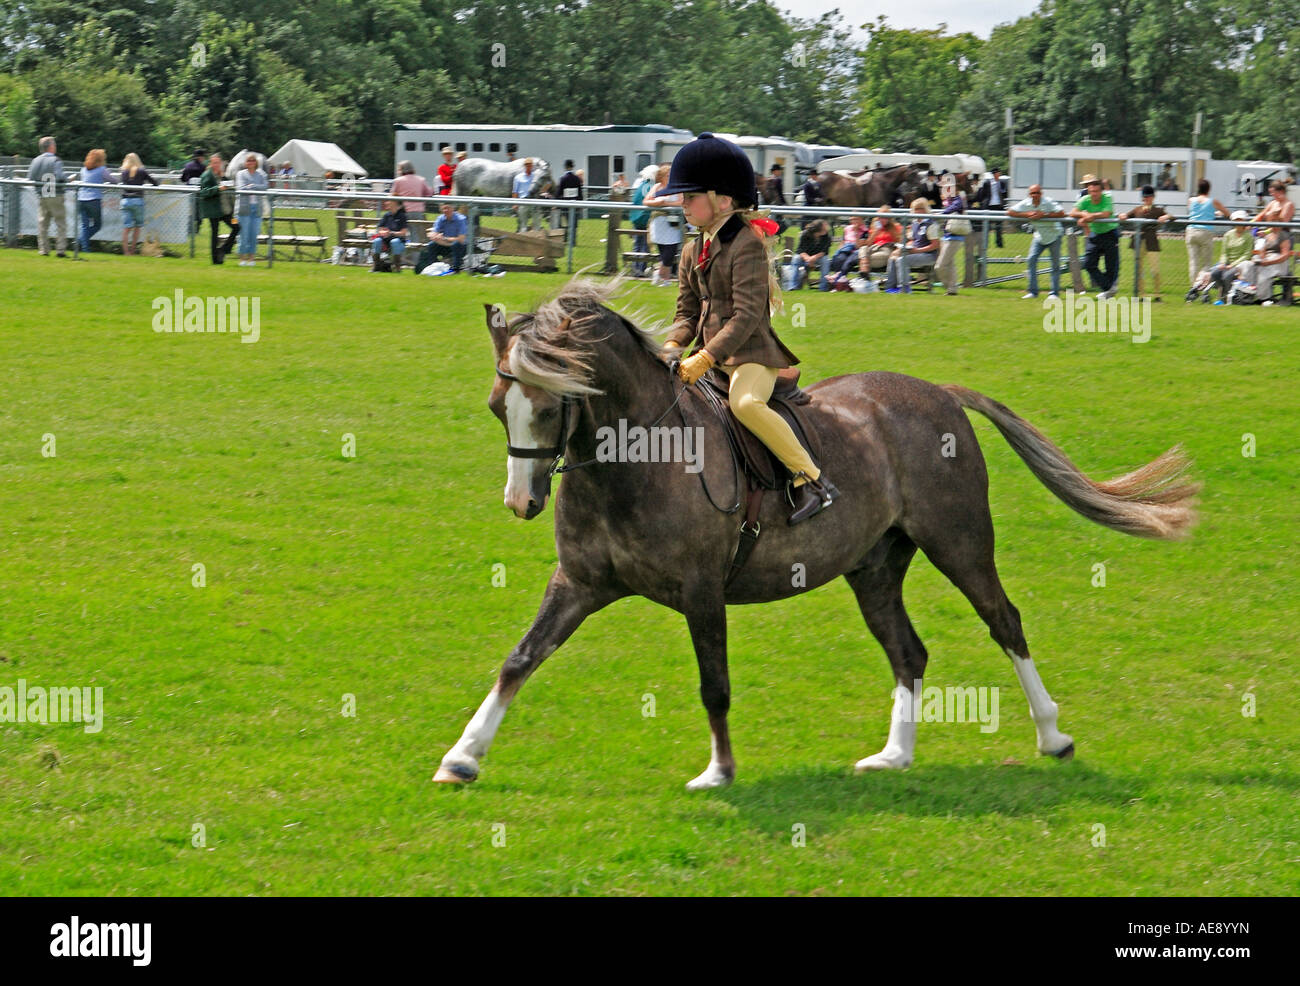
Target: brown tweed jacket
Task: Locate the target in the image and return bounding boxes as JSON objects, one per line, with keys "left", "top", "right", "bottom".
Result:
{"left": 666, "top": 214, "right": 799, "bottom": 368}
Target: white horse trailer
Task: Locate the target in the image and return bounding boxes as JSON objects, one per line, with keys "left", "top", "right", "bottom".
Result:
{"left": 653, "top": 133, "right": 805, "bottom": 201}
{"left": 393, "top": 123, "right": 695, "bottom": 193}
{"left": 1010, "top": 144, "right": 1296, "bottom": 212}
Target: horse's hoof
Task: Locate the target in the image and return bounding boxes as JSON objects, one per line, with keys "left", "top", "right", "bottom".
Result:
{"left": 854, "top": 752, "right": 912, "bottom": 772}
{"left": 433, "top": 763, "right": 478, "bottom": 784}
{"left": 685, "top": 767, "right": 734, "bottom": 791}
{"left": 1048, "top": 742, "right": 1075, "bottom": 761}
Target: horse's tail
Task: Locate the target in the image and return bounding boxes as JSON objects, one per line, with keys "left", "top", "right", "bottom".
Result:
{"left": 942, "top": 385, "right": 1200, "bottom": 540}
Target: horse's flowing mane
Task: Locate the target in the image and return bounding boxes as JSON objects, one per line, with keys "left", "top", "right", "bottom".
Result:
{"left": 507, "top": 277, "right": 665, "bottom": 396}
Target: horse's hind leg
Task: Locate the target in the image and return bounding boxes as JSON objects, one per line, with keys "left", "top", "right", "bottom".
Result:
{"left": 911, "top": 517, "right": 1074, "bottom": 760}
{"left": 435, "top": 567, "right": 621, "bottom": 783}
{"left": 844, "top": 529, "right": 928, "bottom": 771}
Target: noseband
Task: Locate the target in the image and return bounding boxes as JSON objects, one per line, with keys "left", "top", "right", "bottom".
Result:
{"left": 497, "top": 367, "right": 578, "bottom": 475}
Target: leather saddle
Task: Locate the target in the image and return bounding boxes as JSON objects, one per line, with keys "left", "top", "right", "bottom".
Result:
{"left": 697, "top": 366, "right": 819, "bottom": 491}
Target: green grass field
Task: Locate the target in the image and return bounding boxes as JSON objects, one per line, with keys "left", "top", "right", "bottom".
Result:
{"left": 1, "top": 248, "right": 1296, "bottom": 896}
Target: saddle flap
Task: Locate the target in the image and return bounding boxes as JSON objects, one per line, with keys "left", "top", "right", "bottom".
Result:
{"left": 699, "top": 368, "right": 820, "bottom": 491}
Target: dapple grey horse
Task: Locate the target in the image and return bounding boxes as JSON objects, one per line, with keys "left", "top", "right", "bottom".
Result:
{"left": 436, "top": 281, "right": 1199, "bottom": 790}
{"left": 451, "top": 157, "right": 555, "bottom": 198}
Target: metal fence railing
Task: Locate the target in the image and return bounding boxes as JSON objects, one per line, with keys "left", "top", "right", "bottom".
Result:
{"left": 1, "top": 176, "right": 1296, "bottom": 303}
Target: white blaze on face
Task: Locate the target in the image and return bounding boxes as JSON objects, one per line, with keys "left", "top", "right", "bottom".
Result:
{"left": 504, "top": 381, "right": 542, "bottom": 513}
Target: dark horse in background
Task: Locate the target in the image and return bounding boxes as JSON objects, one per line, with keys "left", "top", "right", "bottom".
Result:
{"left": 436, "top": 281, "right": 1198, "bottom": 789}
{"left": 816, "top": 164, "right": 927, "bottom": 208}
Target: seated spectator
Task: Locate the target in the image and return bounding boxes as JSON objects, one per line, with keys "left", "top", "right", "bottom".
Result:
{"left": 883, "top": 198, "right": 940, "bottom": 294}
{"left": 610, "top": 173, "right": 629, "bottom": 200}
{"left": 371, "top": 198, "right": 409, "bottom": 272}
{"left": 1235, "top": 227, "right": 1293, "bottom": 303}
{"left": 418, "top": 201, "right": 468, "bottom": 273}
{"left": 1206, "top": 210, "right": 1255, "bottom": 302}
{"left": 857, "top": 207, "right": 901, "bottom": 277}
{"left": 391, "top": 160, "right": 434, "bottom": 216}
{"left": 790, "top": 220, "right": 831, "bottom": 289}
{"left": 824, "top": 215, "right": 870, "bottom": 289}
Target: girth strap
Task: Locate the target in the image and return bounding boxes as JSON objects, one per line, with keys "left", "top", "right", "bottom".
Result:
{"left": 725, "top": 485, "right": 766, "bottom": 587}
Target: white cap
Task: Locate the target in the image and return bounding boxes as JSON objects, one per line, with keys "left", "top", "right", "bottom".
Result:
{"left": 1230, "top": 210, "right": 1248, "bottom": 221}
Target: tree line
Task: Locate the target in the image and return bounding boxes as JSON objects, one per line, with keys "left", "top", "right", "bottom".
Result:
{"left": 1, "top": 0, "right": 1295, "bottom": 175}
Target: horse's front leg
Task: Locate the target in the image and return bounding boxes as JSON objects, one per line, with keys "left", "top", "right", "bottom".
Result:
{"left": 683, "top": 595, "right": 735, "bottom": 790}
{"left": 435, "top": 567, "right": 618, "bottom": 783}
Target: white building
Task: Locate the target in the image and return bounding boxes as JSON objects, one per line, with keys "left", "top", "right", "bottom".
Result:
{"left": 1010, "top": 144, "right": 1296, "bottom": 211}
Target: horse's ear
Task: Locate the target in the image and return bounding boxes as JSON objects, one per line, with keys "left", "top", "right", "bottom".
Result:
{"left": 486, "top": 303, "right": 509, "bottom": 355}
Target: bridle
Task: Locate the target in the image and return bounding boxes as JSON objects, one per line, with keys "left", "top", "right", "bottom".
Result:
{"left": 496, "top": 366, "right": 581, "bottom": 475}
{"left": 495, "top": 359, "right": 690, "bottom": 479}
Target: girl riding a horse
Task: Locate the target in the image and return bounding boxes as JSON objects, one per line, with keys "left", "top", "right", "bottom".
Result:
{"left": 660, "top": 132, "right": 838, "bottom": 524}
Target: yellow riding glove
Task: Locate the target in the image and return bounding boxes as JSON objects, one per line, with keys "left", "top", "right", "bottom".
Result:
{"left": 678, "top": 349, "right": 715, "bottom": 385}
{"left": 660, "top": 340, "right": 682, "bottom": 364}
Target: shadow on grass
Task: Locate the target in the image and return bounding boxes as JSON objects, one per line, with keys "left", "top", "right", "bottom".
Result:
{"left": 713, "top": 762, "right": 1300, "bottom": 831}
{"left": 714, "top": 761, "right": 1140, "bottom": 828}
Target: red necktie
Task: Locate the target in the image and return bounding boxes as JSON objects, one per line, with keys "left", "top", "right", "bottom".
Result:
{"left": 697, "top": 235, "right": 711, "bottom": 268}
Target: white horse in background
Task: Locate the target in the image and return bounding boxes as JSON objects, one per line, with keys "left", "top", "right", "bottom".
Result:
{"left": 452, "top": 158, "right": 554, "bottom": 198}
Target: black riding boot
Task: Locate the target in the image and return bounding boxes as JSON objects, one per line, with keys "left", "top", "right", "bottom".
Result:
{"left": 788, "top": 474, "right": 839, "bottom": 525}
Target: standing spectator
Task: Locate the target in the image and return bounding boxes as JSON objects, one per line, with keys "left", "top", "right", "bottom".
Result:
{"left": 370, "top": 198, "right": 409, "bottom": 272}
{"left": 644, "top": 164, "right": 683, "bottom": 286}
{"left": 1185, "top": 178, "right": 1229, "bottom": 284}
{"left": 118, "top": 152, "right": 159, "bottom": 256}
{"left": 436, "top": 147, "right": 456, "bottom": 195}
{"left": 800, "top": 173, "right": 824, "bottom": 209}
{"left": 419, "top": 200, "right": 468, "bottom": 272}
{"left": 76, "top": 148, "right": 113, "bottom": 253}
{"left": 975, "top": 166, "right": 1009, "bottom": 247}
{"left": 1070, "top": 174, "right": 1120, "bottom": 299}
{"left": 628, "top": 164, "right": 656, "bottom": 277}
{"left": 1008, "top": 183, "right": 1067, "bottom": 299}
{"left": 234, "top": 152, "right": 268, "bottom": 266}
{"left": 198, "top": 152, "right": 237, "bottom": 265}
{"left": 1206, "top": 211, "right": 1255, "bottom": 302}
{"left": 512, "top": 158, "right": 540, "bottom": 232}
{"left": 883, "top": 198, "right": 940, "bottom": 293}
{"left": 790, "top": 219, "right": 831, "bottom": 289}
{"left": 1119, "top": 185, "right": 1172, "bottom": 298}
{"left": 180, "top": 150, "right": 206, "bottom": 184}
{"left": 610, "top": 173, "right": 629, "bottom": 199}
{"left": 763, "top": 163, "right": 788, "bottom": 233}
{"left": 391, "top": 160, "right": 433, "bottom": 217}
{"left": 856, "top": 209, "right": 900, "bottom": 279}
{"left": 27, "top": 136, "right": 68, "bottom": 257}
{"left": 922, "top": 171, "right": 943, "bottom": 209}
{"left": 556, "top": 159, "right": 583, "bottom": 230}
{"left": 1254, "top": 180, "right": 1295, "bottom": 225}
{"left": 935, "top": 180, "right": 969, "bottom": 295}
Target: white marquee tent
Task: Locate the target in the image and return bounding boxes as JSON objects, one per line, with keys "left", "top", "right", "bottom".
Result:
{"left": 265, "top": 139, "right": 368, "bottom": 178}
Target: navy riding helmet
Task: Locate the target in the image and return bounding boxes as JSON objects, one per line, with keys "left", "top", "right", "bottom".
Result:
{"left": 661, "top": 132, "right": 759, "bottom": 209}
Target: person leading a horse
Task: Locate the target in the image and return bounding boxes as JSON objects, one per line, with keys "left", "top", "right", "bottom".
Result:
{"left": 660, "top": 132, "right": 838, "bottom": 524}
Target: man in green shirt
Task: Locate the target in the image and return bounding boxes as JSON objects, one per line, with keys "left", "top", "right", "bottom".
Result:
{"left": 1070, "top": 174, "right": 1120, "bottom": 299}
